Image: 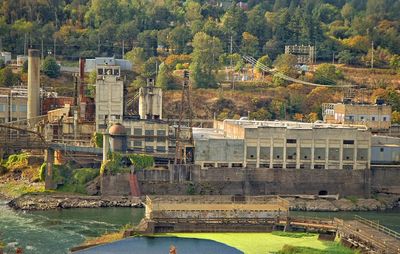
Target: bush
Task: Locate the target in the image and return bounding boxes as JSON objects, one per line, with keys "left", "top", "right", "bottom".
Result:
{"left": 92, "top": 132, "right": 103, "bottom": 148}
{"left": 72, "top": 168, "right": 99, "bottom": 185}
{"left": 42, "top": 56, "right": 60, "bottom": 78}
{"left": 38, "top": 163, "right": 46, "bottom": 182}
{"left": 314, "top": 63, "right": 343, "bottom": 86}
{"left": 3, "top": 153, "right": 29, "bottom": 170}
{"left": 128, "top": 154, "right": 154, "bottom": 170}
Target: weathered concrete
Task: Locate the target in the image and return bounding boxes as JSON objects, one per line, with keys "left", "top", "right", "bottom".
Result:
{"left": 101, "top": 166, "right": 400, "bottom": 199}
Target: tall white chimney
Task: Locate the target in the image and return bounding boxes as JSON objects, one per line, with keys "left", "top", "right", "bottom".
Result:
{"left": 27, "top": 49, "right": 40, "bottom": 119}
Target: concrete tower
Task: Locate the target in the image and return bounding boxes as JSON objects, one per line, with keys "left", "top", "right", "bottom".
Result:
{"left": 139, "top": 79, "right": 163, "bottom": 120}
{"left": 27, "top": 49, "right": 40, "bottom": 119}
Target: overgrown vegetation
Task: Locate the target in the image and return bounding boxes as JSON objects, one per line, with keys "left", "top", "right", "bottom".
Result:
{"left": 272, "top": 231, "right": 315, "bottom": 238}
{"left": 276, "top": 244, "right": 355, "bottom": 254}
{"left": 100, "top": 153, "right": 154, "bottom": 175}
{"left": 2, "top": 153, "right": 29, "bottom": 171}
{"left": 92, "top": 132, "right": 103, "bottom": 148}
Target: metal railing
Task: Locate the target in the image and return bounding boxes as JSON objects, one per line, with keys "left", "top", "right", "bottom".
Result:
{"left": 355, "top": 215, "right": 400, "bottom": 240}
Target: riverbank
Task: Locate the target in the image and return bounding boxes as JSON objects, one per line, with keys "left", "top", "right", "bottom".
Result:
{"left": 7, "top": 193, "right": 400, "bottom": 211}
{"left": 9, "top": 194, "right": 143, "bottom": 210}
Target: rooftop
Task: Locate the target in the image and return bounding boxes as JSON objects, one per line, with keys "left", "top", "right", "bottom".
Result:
{"left": 222, "top": 119, "right": 369, "bottom": 130}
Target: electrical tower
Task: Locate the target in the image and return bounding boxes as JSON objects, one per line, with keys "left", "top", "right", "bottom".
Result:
{"left": 174, "top": 70, "right": 194, "bottom": 165}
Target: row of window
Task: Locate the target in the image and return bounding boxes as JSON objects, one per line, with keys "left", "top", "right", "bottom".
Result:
{"left": 0, "top": 104, "right": 27, "bottom": 112}
{"left": 246, "top": 147, "right": 368, "bottom": 161}
{"left": 285, "top": 139, "right": 355, "bottom": 145}
{"left": 345, "top": 115, "right": 389, "bottom": 122}
{"left": 202, "top": 162, "right": 356, "bottom": 170}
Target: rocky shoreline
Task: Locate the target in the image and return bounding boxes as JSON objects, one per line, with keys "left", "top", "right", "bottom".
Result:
{"left": 287, "top": 195, "right": 400, "bottom": 211}
{"left": 6, "top": 193, "right": 400, "bottom": 211}
{"left": 8, "top": 194, "right": 143, "bottom": 210}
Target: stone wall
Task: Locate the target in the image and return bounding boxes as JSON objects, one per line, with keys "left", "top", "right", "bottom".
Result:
{"left": 101, "top": 166, "right": 400, "bottom": 197}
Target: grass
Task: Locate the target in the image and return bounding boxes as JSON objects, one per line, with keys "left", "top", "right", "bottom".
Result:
{"left": 277, "top": 244, "right": 356, "bottom": 254}
{"left": 159, "top": 232, "right": 354, "bottom": 254}
{"left": 84, "top": 231, "right": 124, "bottom": 246}
{"left": 0, "top": 181, "right": 46, "bottom": 198}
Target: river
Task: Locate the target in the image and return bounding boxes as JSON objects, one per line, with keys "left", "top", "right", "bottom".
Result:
{"left": 0, "top": 199, "right": 399, "bottom": 254}
{"left": 0, "top": 200, "right": 144, "bottom": 254}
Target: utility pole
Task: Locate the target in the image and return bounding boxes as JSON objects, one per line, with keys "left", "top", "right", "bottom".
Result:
{"left": 122, "top": 40, "right": 125, "bottom": 58}
{"left": 230, "top": 36, "right": 234, "bottom": 90}
{"left": 41, "top": 39, "right": 44, "bottom": 61}
{"left": 371, "top": 41, "right": 374, "bottom": 69}
{"left": 53, "top": 37, "right": 56, "bottom": 58}
{"left": 332, "top": 52, "right": 335, "bottom": 64}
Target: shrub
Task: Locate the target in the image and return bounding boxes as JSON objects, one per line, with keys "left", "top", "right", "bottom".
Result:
{"left": 314, "top": 63, "right": 343, "bottom": 86}
{"left": 128, "top": 154, "right": 154, "bottom": 170}
{"left": 72, "top": 168, "right": 99, "bottom": 185}
{"left": 3, "top": 153, "right": 29, "bottom": 170}
{"left": 92, "top": 132, "right": 103, "bottom": 148}
{"left": 42, "top": 56, "right": 60, "bottom": 78}
{"left": 38, "top": 163, "right": 46, "bottom": 182}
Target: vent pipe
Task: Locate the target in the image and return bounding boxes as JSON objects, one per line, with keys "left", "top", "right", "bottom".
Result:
{"left": 27, "top": 49, "right": 40, "bottom": 119}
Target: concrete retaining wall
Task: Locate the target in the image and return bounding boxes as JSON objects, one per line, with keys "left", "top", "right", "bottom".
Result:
{"left": 101, "top": 166, "right": 400, "bottom": 197}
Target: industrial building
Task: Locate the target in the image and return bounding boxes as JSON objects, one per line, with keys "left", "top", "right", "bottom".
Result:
{"left": 85, "top": 57, "right": 132, "bottom": 73}
{"left": 194, "top": 119, "right": 371, "bottom": 170}
{"left": 322, "top": 102, "right": 392, "bottom": 131}
{"left": 94, "top": 63, "right": 169, "bottom": 154}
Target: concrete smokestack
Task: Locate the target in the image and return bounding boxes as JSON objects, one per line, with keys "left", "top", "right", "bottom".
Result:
{"left": 27, "top": 49, "right": 40, "bottom": 119}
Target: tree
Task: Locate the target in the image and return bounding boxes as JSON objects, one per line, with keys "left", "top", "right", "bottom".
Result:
{"left": 156, "top": 63, "right": 173, "bottom": 90}
{"left": 274, "top": 54, "right": 298, "bottom": 77}
{"left": 42, "top": 56, "right": 60, "bottom": 78}
{"left": 390, "top": 55, "right": 400, "bottom": 73}
{"left": 314, "top": 63, "right": 343, "bottom": 86}
{"left": 190, "top": 32, "right": 223, "bottom": 88}
{"left": 392, "top": 111, "right": 400, "bottom": 124}
{"left": 255, "top": 55, "right": 272, "bottom": 74}
{"left": 125, "top": 47, "right": 146, "bottom": 73}
{"left": 241, "top": 32, "right": 259, "bottom": 57}
{"left": 0, "top": 67, "right": 19, "bottom": 87}
{"left": 168, "top": 25, "right": 192, "bottom": 54}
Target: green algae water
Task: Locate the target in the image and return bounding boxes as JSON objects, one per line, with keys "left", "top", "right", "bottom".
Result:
{"left": 0, "top": 200, "right": 144, "bottom": 254}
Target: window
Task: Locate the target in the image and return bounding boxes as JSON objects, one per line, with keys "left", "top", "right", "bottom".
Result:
{"left": 97, "top": 68, "right": 104, "bottom": 75}
{"left": 380, "top": 148, "right": 384, "bottom": 152}
{"left": 145, "top": 146, "right": 154, "bottom": 153}
{"left": 300, "top": 148, "right": 311, "bottom": 160}
{"left": 287, "top": 147, "right": 296, "bottom": 160}
{"left": 246, "top": 146, "right": 257, "bottom": 159}
{"left": 134, "top": 128, "right": 142, "bottom": 135}
{"left": 273, "top": 147, "right": 283, "bottom": 160}
{"left": 0, "top": 104, "right": 5, "bottom": 112}
{"left": 383, "top": 117, "right": 387, "bottom": 121}
{"left": 145, "top": 130, "right": 154, "bottom": 142}
{"left": 231, "top": 163, "right": 243, "bottom": 168}
{"left": 286, "top": 139, "right": 296, "bottom": 144}
{"left": 11, "top": 104, "right": 17, "bottom": 112}
{"left": 343, "top": 140, "right": 354, "bottom": 145}
{"left": 329, "top": 148, "right": 340, "bottom": 160}
{"left": 343, "top": 148, "right": 354, "bottom": 161}
{"left": 156, "top": 146, "right": 166, "bottom": 152}
{"left": 134, "top": 141, "right": 142, "bottom": 147}
{"left": 357, "top": 148, "right": 368, "bottom": 161}
{"left": 372, "top": 117, "right": 376, "bottom": 121}
{"left": 314, "top": 148, "right": 325, "bottom": 160}
{"left": 157, "top": 130, "right": 166, "bottom": 142}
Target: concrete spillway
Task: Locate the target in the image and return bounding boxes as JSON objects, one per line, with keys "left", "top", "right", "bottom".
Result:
{"left": 27, "top": 49, "right": 40, "bottom": 119}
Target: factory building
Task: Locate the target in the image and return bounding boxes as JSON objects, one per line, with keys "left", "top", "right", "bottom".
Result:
{"left": 322, "top": 102, "right": 392, "bottom": 131}
{"left": 95, "top": 65, "right": 124, "bottom": 130}
{"left": 94, "top": 64, "right": 169, "bottom": 154}
{"left": 371, "top": 136, "right": 400, "bottom": 165}
{"left": 0, "top": 88, "right": 27, "bottom": 123}
{"left": 85, "top": 57, "right": 132, "bottom": 73}
{"left": 194, "top": 119, "right": 371, "bottom": 170}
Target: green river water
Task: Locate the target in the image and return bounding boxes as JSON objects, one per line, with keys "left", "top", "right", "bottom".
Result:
{"left": 0, "top": 199, "right": 399, "bottom": 254}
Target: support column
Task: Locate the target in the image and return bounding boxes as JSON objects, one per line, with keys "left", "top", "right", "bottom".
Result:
{"left": 45, "top": 148, "right": 55, "bottom": 190}
{"left": 103, "top": 134, "right": 110, "bottom": 163}
{"left": 325, "top": 139, "right": 329, "bottom": 169}
{"left": 269, "top": 138, "right": 273, "bottom": 169}
{"left": 296, "top": 139, "right": 300, "bottom": 169}
{"left": 339, "top": 140, "right": 344, "bottom": 170}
